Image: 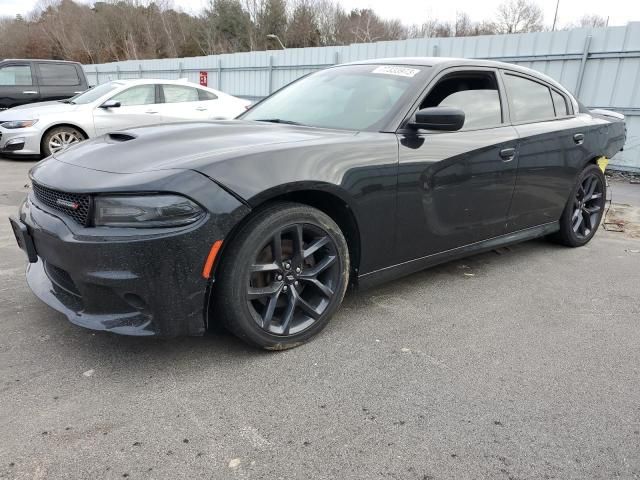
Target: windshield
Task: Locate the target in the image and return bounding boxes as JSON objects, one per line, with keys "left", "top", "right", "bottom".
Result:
{"left": 242, "top": 64, "right": 430, "bottom": 131}
{"left": 67, "top": 81, "right": 123, "bottom": 105}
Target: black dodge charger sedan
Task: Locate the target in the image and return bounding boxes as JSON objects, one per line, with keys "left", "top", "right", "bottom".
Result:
{"left": 10, "top": 57, "right": 626, "bottom": 349}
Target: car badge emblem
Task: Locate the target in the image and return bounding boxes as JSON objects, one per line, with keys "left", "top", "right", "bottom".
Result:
{"left": 56, "top": 199, "right": 80, "bottom": 210}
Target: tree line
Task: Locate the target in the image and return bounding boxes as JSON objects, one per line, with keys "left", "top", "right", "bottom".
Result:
{"left": 0, "top": 0, "right": 609, "bottom": 64}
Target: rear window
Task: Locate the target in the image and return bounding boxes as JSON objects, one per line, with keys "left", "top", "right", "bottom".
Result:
{"left": 198, "top": 89, "right": 217, "bottom": 101}
{"left": 551, "top": 90, "right": 568, "bottom": 116}
{"left": 504, "top": 74, "right": 555, "bottom": 123}
{"left": 163, "top": 85, "right": 199, "bottom": 103}
{"left": 38, "top": 63, "right": 80, "bottom": 86}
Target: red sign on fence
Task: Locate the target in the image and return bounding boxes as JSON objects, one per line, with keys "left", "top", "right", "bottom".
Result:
{"left": 199, "top": 71, "right": 208, "bottom": 87}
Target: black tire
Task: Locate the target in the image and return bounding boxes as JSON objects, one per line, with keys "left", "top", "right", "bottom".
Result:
{"left": 214, "top": 202, "right": 350, "bottom": 350}
{"left": 551, "top": 163, "right": 606, "bottom": 247}
{"left": 41, "top": 126, "right": 86, "bottom": 157}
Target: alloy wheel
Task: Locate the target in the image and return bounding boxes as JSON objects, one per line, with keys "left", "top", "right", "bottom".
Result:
{"left": 572, "top": 173, "right": 604, "bottom": 238}
{"left": 246, "top": 223, "right": 340, "bottom": 336}
{"left": 48, "top": 131, "right": 82, "bottom": 153}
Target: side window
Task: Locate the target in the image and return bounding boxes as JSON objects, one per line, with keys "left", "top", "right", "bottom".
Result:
{"left": 551, "top": 90, "right": 568, "bottom": 117}
{"left": 38, "top": 63, "right": 80, "bottom": 86}
{"left": 504, "top": 74, "right": 555, "bottom": 123}
{"left": 163, "top": 85, "right": 200, "bottom": 103}
{"left": 0, "top": 65, "right": 33, "bottom": 86}
{"left": 420, "top": 71, "right": 502, "bottom": 129}
{"left": 111, "top": 85, "right": 156, "bottom": 106}
{"left": 198, "top": 89, "right": 218, "bottom": 101}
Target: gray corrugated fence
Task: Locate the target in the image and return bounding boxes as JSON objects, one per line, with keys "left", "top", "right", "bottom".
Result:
{"left": 85, "top": 22, "right": 640, "bottom": 172}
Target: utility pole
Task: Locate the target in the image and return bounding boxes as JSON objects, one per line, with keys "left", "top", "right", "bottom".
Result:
{"left": 552, "top": 0, "right": 560, "bottom": 31}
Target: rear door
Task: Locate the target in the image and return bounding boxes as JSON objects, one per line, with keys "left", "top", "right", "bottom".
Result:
{"left": 501, "top": 71, "right": 588, "bottom": 231}
{"left": 0, "top": 62, "right": 39, "bottom": 109}
{"left": 395, "top": 67, "right": 519, "bottom": 263}
{"left": 158, "top": 84, "right": 211, "bottom": 121}
{"left": 93, "top": 84, "right": 162, "bottom": 135}
{"left": 36, "top": 62, "right": 85, "bottom": 102}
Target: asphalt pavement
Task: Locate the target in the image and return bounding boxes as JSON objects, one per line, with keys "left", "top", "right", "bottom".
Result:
{"left": 1, "top": 156, "right": 639, "bottom": 479}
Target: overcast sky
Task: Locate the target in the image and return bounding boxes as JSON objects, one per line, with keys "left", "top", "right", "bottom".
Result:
{"left": 2, "top": 0, "right": 639, "bottom": 27}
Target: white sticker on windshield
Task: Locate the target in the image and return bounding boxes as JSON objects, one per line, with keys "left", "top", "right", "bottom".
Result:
{"left": 372, "top": 66, "right": 420, "bottom": 77}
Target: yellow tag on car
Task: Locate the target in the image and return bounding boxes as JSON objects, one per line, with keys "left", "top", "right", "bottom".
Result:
{"left": 597, "top": 156, "right": 609, "bottom": 173}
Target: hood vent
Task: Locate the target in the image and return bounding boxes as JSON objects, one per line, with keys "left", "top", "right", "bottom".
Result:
{"left": 107, "top": 132, "right": 137, "bottom": 142}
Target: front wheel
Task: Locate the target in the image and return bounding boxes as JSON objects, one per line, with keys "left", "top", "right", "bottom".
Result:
{"left": 41, "top": 126, "right": 86, "bottom": 157}
{"left": 215, "top": 203, "right": 350, "bottom": 350}
{"left": 552, "top": 163, "right": 606, "bottom": 247}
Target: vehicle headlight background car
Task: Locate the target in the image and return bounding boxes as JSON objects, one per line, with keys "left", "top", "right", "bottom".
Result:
{"left": 1, "top": 119, "right": 38, "bottom": 129}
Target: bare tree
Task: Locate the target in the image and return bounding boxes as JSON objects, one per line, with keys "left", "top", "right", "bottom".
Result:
{"left": 495, "top": 0, "right": 544, "bottom": 34}
{"left": 571, "top": 14, "right": 607, "bottom": 28}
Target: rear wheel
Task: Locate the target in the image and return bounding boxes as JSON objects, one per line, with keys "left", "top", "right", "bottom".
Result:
{"left": 215, "top": 203, "right": 350, "bottom": 350}
{"left": 41, "top": 126, "right": 86, "bottom": 157}
{"left": 552, "top": 164, "right": 606, "bottom": 247}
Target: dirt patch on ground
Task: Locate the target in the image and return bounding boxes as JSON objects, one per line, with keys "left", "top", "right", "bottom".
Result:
{"left": 604, "top": 202, "right": 640, "bottom": 239}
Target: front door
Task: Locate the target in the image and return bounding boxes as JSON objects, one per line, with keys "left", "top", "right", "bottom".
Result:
{"left": 0, "top": 63, "right": 40, "bottom": 109}
{"left": 93, "top": 84, "right": 162, "bottom": 135}
{"left": 395, "top": 68, "right": 519, "bottom": 264}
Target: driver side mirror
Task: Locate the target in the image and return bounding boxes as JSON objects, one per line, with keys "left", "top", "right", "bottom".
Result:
{"left": 408, "top": 106, "right": 465, "bottom": 131}
{"left": 100, "top": 100, "right": 121, "bottom": 109}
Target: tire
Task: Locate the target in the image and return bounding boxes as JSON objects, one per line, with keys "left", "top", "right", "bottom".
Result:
{"left": 551, "top": 163, "right": 606, "bottom": 247}
{"left": 41, "top": 126, "right": 86, "bottom": 157}
{"left": 214, "top": 202, "right": 350, "bottom": 350}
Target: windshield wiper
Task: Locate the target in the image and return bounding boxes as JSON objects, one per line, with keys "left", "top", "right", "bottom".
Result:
{"left": 255, "top": 118, "right": 305, "bottom": 126}
{"left": 58, "top": 100, "right": 75, "bottom": 104}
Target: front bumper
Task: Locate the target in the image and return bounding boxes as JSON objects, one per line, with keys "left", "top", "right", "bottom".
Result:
{"left": 0, "top": 125, "right": 42, "bottom": 155}
{"left": 17, "top": 161, "right": 250, "bottom": 336}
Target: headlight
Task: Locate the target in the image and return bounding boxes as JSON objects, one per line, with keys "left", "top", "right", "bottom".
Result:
{"left": 0, "top": 120, "right": 38, "bottom": 129}
{"left": 94, "top": 194, "right": 204, "bottom": 228}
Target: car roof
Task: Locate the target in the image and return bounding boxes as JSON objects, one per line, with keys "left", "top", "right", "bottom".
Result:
{"left": 109, "top": 78, "right": 211, "bottom": 87}
{"left": 1, "top": 59, "right": 82, "bottom": 65}
{"left": 342, "top": 56, "right": 574, "bottom": 98}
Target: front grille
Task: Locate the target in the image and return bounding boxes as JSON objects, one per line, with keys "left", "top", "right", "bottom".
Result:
{"left": 32, "top": 182, "right": 91, "bottom": 226}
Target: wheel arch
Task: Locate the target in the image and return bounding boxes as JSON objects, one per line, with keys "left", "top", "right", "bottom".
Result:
{"left": 216, "top": 183, "right": 362, "bottom": 284}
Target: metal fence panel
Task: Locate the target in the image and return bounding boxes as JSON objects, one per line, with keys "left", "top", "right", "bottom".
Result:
{"left": 85, "top": 22, "right": 640, "bottom": 171}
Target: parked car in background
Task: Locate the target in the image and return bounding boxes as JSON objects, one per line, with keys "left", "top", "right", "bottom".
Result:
{"left": 10, "top": 58, "right": 625, "bottom": 350}
{"left": 0, "top": 59, "right": 88, "bottom": 110}
{"left": 0, "top": 78, "right": 251, "bottom": 157}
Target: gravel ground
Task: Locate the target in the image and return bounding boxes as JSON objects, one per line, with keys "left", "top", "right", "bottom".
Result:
{"left": 1, "top": 156, "right": 639, "bottom": 480}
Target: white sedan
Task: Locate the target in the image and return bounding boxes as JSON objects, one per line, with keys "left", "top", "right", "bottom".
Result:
{"left": 0, "top": 79, "right": 251, "bottom": 157}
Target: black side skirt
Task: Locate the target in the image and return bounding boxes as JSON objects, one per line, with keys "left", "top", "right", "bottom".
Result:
{"left": 357, "top": 221, "right": 560, "bottom": 290}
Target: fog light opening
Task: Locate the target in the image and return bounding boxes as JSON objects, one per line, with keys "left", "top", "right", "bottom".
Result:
{"left": 123, "top": 293, "right": 148, "bottom": 311}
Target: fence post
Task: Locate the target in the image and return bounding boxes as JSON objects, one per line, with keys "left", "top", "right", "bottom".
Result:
{"left": 178, "top": 62, "right": 183, "bottom": 79}
{"left": 138, "top": 63, "right": 143, "bottom": 78}
{"left": 575, "top": 35, "right": 592, "bottom": 96}
{"left": 95, "top": 66, "right": 99, "bottom": 85}
{"left": 433, "top": 44, "right": 439, "bottom": 57}
{"left": 268, "top": 55, "right": 274, "bottom": 94}
{"left": 116, "top": 65, "right": 120, "bottom": 79}
{"left": 334, "top": 51, "right": 340, "bottom": 65}
{"left": 217, "top": 59, "right": 222, "bottom": 90}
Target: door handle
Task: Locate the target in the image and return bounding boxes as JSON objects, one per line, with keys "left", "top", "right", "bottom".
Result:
{"left": 573, "top": 133, "right": 584, "bottom": 145}
{"left": 195, "top": 107, "right": 208, "bottom": 111}
{"left": 145, "top": 110, "right": 159, "bottom": 114}
{"left": 499, "top": 148, "right": 516, "bottom": 161}
{"left": 22, "top": 91, "right": 38, "bottom": 94}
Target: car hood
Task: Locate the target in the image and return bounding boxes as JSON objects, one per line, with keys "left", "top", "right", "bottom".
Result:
{"left": 0, "top": 101, "right": 80, "bottom": 119}
{"left": 53, "top": 120, "right": 358, "bottom": 174}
